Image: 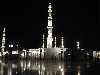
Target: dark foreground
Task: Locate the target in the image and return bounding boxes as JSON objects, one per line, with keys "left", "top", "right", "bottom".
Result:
{"left": 0, "top": 58, "right": 100, "bottom": 75}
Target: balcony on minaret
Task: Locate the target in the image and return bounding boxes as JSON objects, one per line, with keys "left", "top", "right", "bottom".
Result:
{"left": 47, "top": 26, "right": 53, "bottom": 29}
{"left": 3, "top": 34, "right": 5, "bottom": 36}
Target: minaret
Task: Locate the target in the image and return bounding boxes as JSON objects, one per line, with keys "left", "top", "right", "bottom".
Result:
{"left": 54, "top": 37, "right": 56, "bottom": 48}
{"left": 47, "top": 3, "right": 53, "bottom": 48}
{"left": 1, "top": 27, "right": 6, "bottom": 56}
{"left": 76, "top": 41, "right": 80, "bottom": 49}
{"left": 42, "top": 34, "right": 45, "bottom": 48}
{"left": 61, "top": 37, "right": 64, "bottom": 48}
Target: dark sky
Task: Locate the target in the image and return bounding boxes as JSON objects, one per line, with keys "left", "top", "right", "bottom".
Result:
{"left": 0, "top": 0, "right": 99, "bottom": 49}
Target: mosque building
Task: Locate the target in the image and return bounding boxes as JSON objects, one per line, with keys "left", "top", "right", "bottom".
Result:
{"left": 0, "top": 2, "right": 66, "bottom": 59}
{"left": 26, "top": 2, "right": 66, "bottom": 59}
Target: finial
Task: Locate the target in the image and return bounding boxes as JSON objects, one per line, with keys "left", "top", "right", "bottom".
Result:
{"left": 49, "top": 2, "right": 51, "bottom": 4}
{"left": 3, "top": 27, "right": 5, "bottom": 32}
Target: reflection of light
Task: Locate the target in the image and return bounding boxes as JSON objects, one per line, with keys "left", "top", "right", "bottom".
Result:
{"left": 78, "top": 71, "right": 80, "bottom": 75}
{"left": 42, "top": 65, "right": 45, "bottom": 71}
{"left": 21, "top": 53, "right": 24, "bottom": 57}
{"left": 9, "top": 44, "right": 13, "bottom": 47}
{"left": 0, "top": 65, "right": 4, "bottom": 75}
{"left": 20, "top": 61, "right": 24, "bottom": 68}
{"left": 68, "top": 54, "right": 71, "bottom": 55}
{"left": 16, "top": 72, "right": 18, "bottom": 74}
{"left": 12, "top": 51, "right": 18, "bottom": 54}
{"left": 77, "top": 65, "right": 80, "bottom": 75}
{"left": 0, "top": 52, "right": 2, "bottom": 56}
{"left": 59, "top": 65, "right": 61, "bottom": 69}
{"left": 38, "top": 64, "right": 40, "bottom": 68}
{"left": 0, "top": 60, "right": 2, "bottom": 63}
{"left": 38, "top": 70, "right": 40, "bottom": 74}
{"left": 61, "top": 68, "right": 63, "bottom": 72}
{"left": 99, "top": 51, "right": 100, "bottom": 55}
{"left": 38, "top": 70, "right": 42, "bottom": 75}
{"left": 8, "top": 68, "right": 12, "bottom": 75}
{"left": 87, "top": 53, "right": 89, "bottom": 55}
{"left": 12, "top": 64, "right": 17, "bottom": 68}
{"left": 27, "top": 61, "right": 31, "bottom": 68}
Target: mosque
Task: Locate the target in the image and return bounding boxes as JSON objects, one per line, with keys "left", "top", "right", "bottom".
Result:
{"left": 0, "top": 2, "right": 99, "bottom": 60}
{"left": 25, "top": 2, "right": 66, "bottom": 59}
{"left": 0, "top": 2, "right": 66, "bottom": 60}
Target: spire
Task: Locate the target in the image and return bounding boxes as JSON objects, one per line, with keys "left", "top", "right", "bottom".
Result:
{"left": 61, "top": 36, "right": 64, "bottom": 48}
{"left": 47, "top": 2, "right": 53, "bottom": 48}
{"left": 47, "top": 2, "right": 53, "bottom": 27}
{"left": 76, "top": 41, "right": 80, "bottom": 49}
{"left": 48, "top": 2, "right": 52, "bottom": 17}
{"left": 1, "top": 27, "right": 6, "bottom": 56}
{"left": 42, "top": 34, "right": 45, "bottom": 48}
{"left": 54, "top": 37, "right": 56, "bottom": 48}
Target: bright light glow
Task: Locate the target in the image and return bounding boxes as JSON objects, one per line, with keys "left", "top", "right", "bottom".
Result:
{"left": 59, "top": 65, "right": 61, "bottom": 69}
{"left": 93, "top": 51, "right": 96, "bottom": 57}
{"left": 99, "top": 51, "right": 100, "bottom": 55}
{"left": 21, "top": 53, "right": 24, "bottom": 57}
{"left": 16, "top": 72, "right": 18, "bottom": 74}
{"left": 99, "top": 56, "right": 100, "bottom": 59}
{"left": 0, "top": 52, "right": 2, "bottom": 56}
{"left": 77, "top": 41, "right": 80, "bottom": 48}
{"left": 0, "top": 60, "right": 2, "bottom": 63}
{"left": 61, "top": 68, "right": 63, "bottom": 72}
{"left": 78, "top": 71, "right": 80, "bottom": 75}
{"left": 87, "top": 53, "right": 89, "bottom": 55}
{"left": 27, "top": 61, "right": 31, "bottom": 68}
{"left": 3, "top": 52, "right": 7, "bottom": 55}
{"left": 12, "top": 64, "right": 17, "bottom": 68}
{"left": 81, "top": 49, "right": 84, "bottom": 50}
{"left": 68, "top": 54, "right": 71, "bottom": 55}
{"left": 12, "top": 51, "right": 18, "bottom": 54}
{"left": 9, "top": 44, "right": 13, "bottom": 47}
{"left": 23, "top": 49, "right": 26, "bottom": 51}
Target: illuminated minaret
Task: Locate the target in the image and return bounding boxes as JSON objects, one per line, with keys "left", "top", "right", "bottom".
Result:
{"left": 61, "top": 37, "right": 64, "bottom": 48}
{"left": 47, "top": 3, "right": 53, "bottom": 48}
{"left": 54, "top": 37, "right": 56, "bottom": 48}
{"left": 76, "top": 41, "right": 80, "bottom": 49}
{"left": 42, "top": 34, "right": 45, "bottom": 48}
{"left": 1, "top": 27, "right": 6, "bottom": 56}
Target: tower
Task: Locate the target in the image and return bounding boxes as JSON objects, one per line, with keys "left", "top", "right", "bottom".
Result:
{"left": 1, "top": 27, "right": 6, "bottom": 56}
{"left": 61, "top": 37, "right": 64, "bottom": 48}
{"left": 47, "top": 3, "right": 53, "bottom": 48}
{"left": 54, "top": 37, "right": 56, "bottom": 48}
{"left": 42, "top": 34, "right": 45, "bottom": 48}
{"left": 76, "top": 41, "right": 80, "bottom": 49}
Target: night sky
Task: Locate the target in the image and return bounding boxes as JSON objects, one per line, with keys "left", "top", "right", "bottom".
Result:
{"left": 0, "top": 0, "right": 99, "bottom": 49}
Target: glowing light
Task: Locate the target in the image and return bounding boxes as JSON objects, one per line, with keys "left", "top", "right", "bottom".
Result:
{"left": 99, "top": 51, "right": 100, "bottom": 55}
{"left": 12, "top": 64, "right": 17, "bottom": 68}
{"left": 77, "top": 41, "right": 80, "bottom": 48}
{"left": 12, "top": 51, "right": 18, "bottom": 54}
{"left": 21, "top": 53, "right": 24, "bottom": 57}
{"left": 0, "top": 52, "right": 2, "bottom": 56}
{"left": 9, "top": 44, "right": 13, "bottom": 48}
{"left": 61, "top": 68, "right": 63, "bottom": 72}
{"left": 27, "top": 61, "right": 31, "bottom": 68}
{"left": 16, "top": 72, "right": 18, "bottom": 74}
{"left": 68, "top": 53, "right": 71, "bottom": 55}
{"left": 78, "top": 71, "right": 80, "bottom": 75}
{"left": 93, "top": 51, "right": 96, "bottom": 57}
{"left": 59, "top": 65, "right": 61, "bottom": 69}
{"left": 0, "top": 60, "right": 2, "bottom": 63}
